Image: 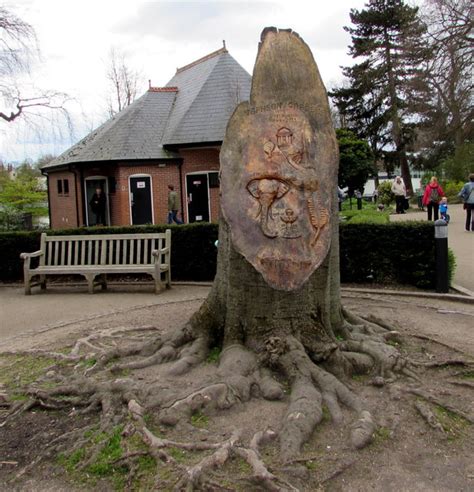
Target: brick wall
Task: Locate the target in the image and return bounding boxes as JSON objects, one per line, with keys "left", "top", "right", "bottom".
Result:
{"left": 180, "top": 148, "right": 221, "bottom": 223}
{"left": 114, "top": 162, "right": 181, "bottom": 225}
{"left": 47, "top": 148, "right": 222, "bottom": 228}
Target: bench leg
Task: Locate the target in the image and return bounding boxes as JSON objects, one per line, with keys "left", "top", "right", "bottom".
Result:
{"left": 24, "top": 275, "right": 31, "bottom": 295}
{"left": 85, "top": 274, "right": 95, "bottom": 294}
{"left": 40, "top": 275, "right": 47, "bottom": 290}
{"left": 153, "top": 271, "right": 163, "bottom": 294}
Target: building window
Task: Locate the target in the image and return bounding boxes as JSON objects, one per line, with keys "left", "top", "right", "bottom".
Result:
{"left": 57, "top": 178, "right": 69, "bottom": 196}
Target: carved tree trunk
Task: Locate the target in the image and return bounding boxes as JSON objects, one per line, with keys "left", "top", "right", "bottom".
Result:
{"left": 202, "top": 28, "right": 343, "bottom": 354}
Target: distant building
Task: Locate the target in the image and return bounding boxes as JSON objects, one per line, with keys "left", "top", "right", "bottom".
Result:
{"left": 41, "top": 46, "right": 251, "bottom": 229}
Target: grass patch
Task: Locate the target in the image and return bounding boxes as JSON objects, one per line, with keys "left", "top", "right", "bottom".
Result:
{"left": 460, "top": 370, "right": 474, "bottom": 380}
{"left": 0, "top": 354, "right": 58, "bottom": 390}
{"left": 305, "top": 459, "right": 317, "bottom": 470}
{"left": 373, "top": 426, "right": 391, "bottom": 444}
{"left": 191, "top": 410, "right": 209, "bottom": 428}
{"left": 340, "top": 203, "right": 390, "bottom": 224}
{"left": 206, "top": 347, "right": 221, "bottom": 364}
{"left": 168, "top": 447, "right": 189, "bottom": 463}
{"left": 434, "top": 405, "right": 470, "bottom": 440}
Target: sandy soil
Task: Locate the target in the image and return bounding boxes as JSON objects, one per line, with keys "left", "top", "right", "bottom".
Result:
{"left": 0, "top": 290, "right": 473, "bottom": 491}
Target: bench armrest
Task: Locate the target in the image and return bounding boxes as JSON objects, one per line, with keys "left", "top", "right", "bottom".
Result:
{"left": 152, "top": 247, "right": 170, "bottom": 259}
{"left": 20, "top": 250, "right": 43, "bottom": 260}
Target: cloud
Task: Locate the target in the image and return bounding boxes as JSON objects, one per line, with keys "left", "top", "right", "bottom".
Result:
{"left": 114, "top": 1, "right": 276, "bottom": 48}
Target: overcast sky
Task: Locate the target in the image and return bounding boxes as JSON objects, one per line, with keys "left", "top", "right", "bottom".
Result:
{"left": 1, "top": 0, "right": 421, "bottom": 163}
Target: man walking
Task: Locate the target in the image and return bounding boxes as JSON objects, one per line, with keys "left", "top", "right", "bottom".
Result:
{"left": 391, "top": 176, "right": 406, "bottom": 214}
{"left": 167, "top": 184, "right": 183, "bottom": 224}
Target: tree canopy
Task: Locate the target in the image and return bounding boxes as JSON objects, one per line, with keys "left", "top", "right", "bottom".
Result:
{"left": 337, "top": 128, "right": 375, "bottom": 196}
{"left": 331, "top": 0, "right": 429, "bottom": 194}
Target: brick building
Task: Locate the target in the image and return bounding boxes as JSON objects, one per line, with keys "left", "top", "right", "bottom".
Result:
{"left": 41, "top": 47, "right": 251, "bottom": 229}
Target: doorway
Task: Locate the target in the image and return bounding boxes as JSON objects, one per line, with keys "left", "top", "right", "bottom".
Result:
{"left": 85, "top": 177, "right": 109, "bottom": 226}
{"left": 186, "top": 173, "right": 210, "bottom": 223}
{"left": 129, "top": 175, "right": 153, "bottom": 225}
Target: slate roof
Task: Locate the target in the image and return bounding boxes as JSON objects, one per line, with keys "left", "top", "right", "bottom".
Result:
{"left": 43, "top": 47, "right": 251, "bottom": 170}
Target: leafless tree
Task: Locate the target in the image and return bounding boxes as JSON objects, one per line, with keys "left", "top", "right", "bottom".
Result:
{"left": 105, "top": 48, "right": 142, "bottom": 117}
{"left": 415, "top": 0, "right": 473, "bottom": 156}
{"left": 0, "top": 6, "right": 71, "bottom": 126}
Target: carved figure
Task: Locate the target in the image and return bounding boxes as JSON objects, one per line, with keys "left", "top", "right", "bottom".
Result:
{"left": 247, "top": 177, "right": 290, "bottom": 238}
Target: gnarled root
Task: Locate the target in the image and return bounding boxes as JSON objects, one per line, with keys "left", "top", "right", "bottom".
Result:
{"left": 263, "top": 336, "right": 376, "bottom": 461}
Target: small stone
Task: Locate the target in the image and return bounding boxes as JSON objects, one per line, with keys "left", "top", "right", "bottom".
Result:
{"left": 371, "top": 376, "right": 385, "bottom": 387}
{"left": 46, "top": 370, "right": 56, "bottom": 377}
{"left": 0, "top": 393, "right": 10, "bottom": 406}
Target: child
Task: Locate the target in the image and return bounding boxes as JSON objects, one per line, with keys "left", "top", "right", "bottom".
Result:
{"left": 439, "top": 197, "right": 450, "bottom": 223}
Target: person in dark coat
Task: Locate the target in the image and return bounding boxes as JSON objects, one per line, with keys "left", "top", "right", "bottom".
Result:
{"left": 90, "top": 188, "right": 107, "bottom": 226}
{"left": 167, "top": 184, "right": 183, "bottom": 224}
{"left": 458, "top": 173, "right": 474, "bottom": 232}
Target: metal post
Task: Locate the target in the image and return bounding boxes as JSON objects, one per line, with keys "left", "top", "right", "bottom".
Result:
{"left": 434, "top": 219, "right": 449, "bottom": 293}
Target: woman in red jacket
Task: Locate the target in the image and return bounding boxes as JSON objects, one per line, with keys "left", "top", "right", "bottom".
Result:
{"left": 422, "top": 176, "right": 444, "bottom": 221}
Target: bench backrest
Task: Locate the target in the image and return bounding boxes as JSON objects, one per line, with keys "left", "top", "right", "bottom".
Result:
{"left": 39, "top": 231, "right": 171, "bottom": 267}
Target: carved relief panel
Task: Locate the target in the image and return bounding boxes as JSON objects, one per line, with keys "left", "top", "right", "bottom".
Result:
{"left": 221, "top": 104, "right": 333, "bottom": 291}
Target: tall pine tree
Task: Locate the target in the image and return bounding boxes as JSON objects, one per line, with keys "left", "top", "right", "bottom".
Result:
{"left": 331, "top": 0, "right": 428, "bottom": 194}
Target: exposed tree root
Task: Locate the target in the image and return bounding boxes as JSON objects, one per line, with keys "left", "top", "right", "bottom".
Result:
{"left": 4, "top": 302, "right": 469, "bottom": 490}
{"left": 414, "top": 401, "right": 445, "bottom": 433}
{"left": 407, "top": 388, "right": 474, "bottom": 424}
{"left": 407, "top": 334, "right": 467, "bottom": 354}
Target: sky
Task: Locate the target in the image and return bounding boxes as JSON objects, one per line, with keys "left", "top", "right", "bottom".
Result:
{"left": 1, "top": 0, "right": 422, "bottom": 163}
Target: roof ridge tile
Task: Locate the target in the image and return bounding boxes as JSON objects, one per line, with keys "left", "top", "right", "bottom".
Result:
{"left": 176, "top": 47, "right": 228, "bottom": 74}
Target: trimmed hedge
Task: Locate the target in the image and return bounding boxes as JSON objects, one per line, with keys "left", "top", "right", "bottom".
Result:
{"left": 0, "top": 221, "right": 440, "bottom": 289}
{"left": 0, "top": 223, "right": 219, "bottom": 283}
{"left": 339, "top": 222, "right": 436, "bottom": 288}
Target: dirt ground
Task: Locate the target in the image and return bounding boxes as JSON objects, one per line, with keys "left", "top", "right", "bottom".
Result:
{"left": 1, "top": 290, "right": 473, "bottom": 491}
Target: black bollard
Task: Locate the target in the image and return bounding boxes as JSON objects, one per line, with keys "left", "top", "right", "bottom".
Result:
{"left": 434, "top": 219, "right": 449, "bottom": 293}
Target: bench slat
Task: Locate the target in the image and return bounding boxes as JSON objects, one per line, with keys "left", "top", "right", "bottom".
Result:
{"left": 137, "top": 239, "right": 142, "bottom": 265}
{"left": 67, "top": 241, "right": 72, "bottom": 265}
{"left": 81, "top": 240, "right": 86, "bottom": 265}
{"left": 100, "top": 238, "right": 107, "bottom": 265}
{"left": 93, "top": 240, "right": 98, "bottom": 264}
{"left": 47, "top": 241, "right": 52, "bottom": 266}
{"left": 116, "top": 239, "right": 121, "bottom": 265}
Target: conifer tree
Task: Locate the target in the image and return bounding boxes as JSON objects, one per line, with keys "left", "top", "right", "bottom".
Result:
{"left": 331, "top": 0, "right": 428, "bottom": 194}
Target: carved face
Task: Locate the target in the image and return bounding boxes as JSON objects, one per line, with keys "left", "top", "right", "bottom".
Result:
{"left": 221, "top": 105, "right": 334, "bottom": 291}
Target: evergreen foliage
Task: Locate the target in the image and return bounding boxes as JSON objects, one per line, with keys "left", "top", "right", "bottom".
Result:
{"left": 337, "top": 128, "right": 375, "bottom": 196}
{"left": 331, "top": 0, "right": 429, "bottom": 193}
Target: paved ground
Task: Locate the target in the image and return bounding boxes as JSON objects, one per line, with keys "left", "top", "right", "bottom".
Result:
{"left": 0, "top": 283, "right": 210, "bottom": 350}
{"left": 390, "top": 203, "right": 474, "bottom": 293}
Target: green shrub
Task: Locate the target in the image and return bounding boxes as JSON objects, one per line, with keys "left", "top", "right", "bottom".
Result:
{"left": 339, "top": 222, "right": 436, "bottom": 288}
{"left": 448, "top": 247, "right": 457, "bottom": 286}
{"left": 377, "top": 181, "right": 394, "bottom": 206}
{"left": 1, "top": 221, "right": 440, "bottom": 289}
{"left": 0, "top": 223, "right": 218, "bottom": 282}
{"left": 441, "top": 180, "right": 464, "bottom": 204}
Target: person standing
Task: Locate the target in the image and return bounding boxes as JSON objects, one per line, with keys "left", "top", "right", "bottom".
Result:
{"left": 391, "top": 176, "right": 406, "bottom": 214}
{"left": 167, "top": 184, "right": 183, "bottom": 225}
{"left": 458, "top": 173, "right": 474, "bottom": 232}
{"left": 89, "top": 187, "right": 107, "bottom": 226}
{"left": 422, "top": 176, "right": 444, "bottom": 221}
{"left": 354, "top": 189, "right": 362, "bottom": 210}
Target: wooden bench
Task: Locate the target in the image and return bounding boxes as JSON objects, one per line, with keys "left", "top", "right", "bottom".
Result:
{"left": 20, "top": 230, "right": 171, "bottom": 295}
